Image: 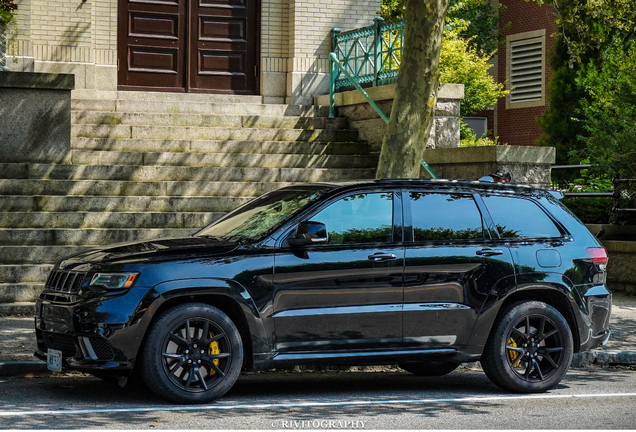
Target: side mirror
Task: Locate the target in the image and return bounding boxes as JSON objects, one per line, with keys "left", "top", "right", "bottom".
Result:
{"left": 288, "top": 221, "right": 328, "bottom": 247}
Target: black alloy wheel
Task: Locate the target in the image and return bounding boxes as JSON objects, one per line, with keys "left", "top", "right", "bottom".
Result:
{"left": 482, "top": 300, "right": 573, "bottom": 393}
{"left": 398, "top": 360, "right": 460, "bottom": 376}
{"left": 140, "top": 303, "right": 243, "bottom": 404}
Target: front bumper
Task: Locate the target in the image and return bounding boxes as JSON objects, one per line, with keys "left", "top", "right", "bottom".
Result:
{"left": 34, "top": 286, "right": 152, "bottom": 372}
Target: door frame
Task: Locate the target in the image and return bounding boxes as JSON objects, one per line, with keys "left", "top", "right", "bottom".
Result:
{"left": 117, "top": 0, "right": 261, "bottom": 94}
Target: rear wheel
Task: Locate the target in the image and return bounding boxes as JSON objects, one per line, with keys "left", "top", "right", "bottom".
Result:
{"left": 482, "top": 300, "right": 573, "bottom": 393}
{"left": 140, "top": 303, "right": 244, "bottom": 404}
{"left": 399, "top": 360, "right": 460, "bottom": 376}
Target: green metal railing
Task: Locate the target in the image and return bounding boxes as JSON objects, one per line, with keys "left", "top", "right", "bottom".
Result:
{"left": 328, "top": 18, "right": 438, "bottom": 179}
{"left": 330, "top": 17, "right": 404, "bottom": 96}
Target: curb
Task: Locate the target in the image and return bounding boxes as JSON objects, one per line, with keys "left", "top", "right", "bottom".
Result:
{"left": 571, "top": 350, "right": 636, "bottom": 368}
{"left": 0, "top": 361, "right": 49, "bottom": 377}
{"left": 0, "top": 350, "right": 634, "bottom": 378}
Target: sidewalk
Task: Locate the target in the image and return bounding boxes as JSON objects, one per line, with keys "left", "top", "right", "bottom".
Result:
{"left": 1, "top": 293, "right": 635, "bottom": 376}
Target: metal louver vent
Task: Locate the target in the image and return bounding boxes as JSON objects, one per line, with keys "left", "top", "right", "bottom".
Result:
{"left": 510, "top": 38, "right": 543, "bottom": 103}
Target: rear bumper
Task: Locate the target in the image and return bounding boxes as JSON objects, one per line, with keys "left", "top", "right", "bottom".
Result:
{"left": 576, "top": 286, "right": 612, "bottom": 352}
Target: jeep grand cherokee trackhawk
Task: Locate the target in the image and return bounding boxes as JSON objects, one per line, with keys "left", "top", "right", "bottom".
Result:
{"left": 35, "top": 179, "right": 611, "bottom": 403}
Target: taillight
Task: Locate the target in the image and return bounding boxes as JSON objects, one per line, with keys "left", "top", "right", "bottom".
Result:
{"left": 587, "top": 247, "right": 608, "bottom": 265}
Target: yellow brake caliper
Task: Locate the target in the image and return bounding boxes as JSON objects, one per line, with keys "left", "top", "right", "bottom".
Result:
{"left": 508, "top": 337, "right": 522, "bottom": 367}
{"left": 207, "top": 332, "right": 220, "bottom": 375}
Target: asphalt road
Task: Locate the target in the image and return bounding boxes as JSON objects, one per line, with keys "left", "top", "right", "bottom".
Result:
{"left": 1, "top": 368, "right": 635, "bottom": 429}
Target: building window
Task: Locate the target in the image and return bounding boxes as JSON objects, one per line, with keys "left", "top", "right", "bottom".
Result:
{"left": 506, "top": 29, "right": 546, "bottom": 109}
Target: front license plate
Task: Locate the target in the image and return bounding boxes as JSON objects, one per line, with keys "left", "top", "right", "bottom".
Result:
{"left": 47, "top": 348, "right": 62, "bottom": 372}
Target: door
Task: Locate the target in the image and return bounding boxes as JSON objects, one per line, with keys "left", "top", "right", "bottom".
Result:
{"left": 402, "top": 190, "right": 516, "bottom": 348}
{"left": 480, "top": 194, "right": 569, "bottom": 285}
{"left": 188, "top": 0, "right": 258, "bottom": 93}
{"left": 272, "top": 191, "right": 404, "bottom": 353}
{"left": 118, "top": 0, "right": 187, "bottom": 91}
{"left": 118, "top": 0, "right": 258, "bottom": 93}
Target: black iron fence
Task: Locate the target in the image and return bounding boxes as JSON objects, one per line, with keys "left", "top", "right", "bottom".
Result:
{"left": 551, "top": 165, "right": 636, "bottom": 224}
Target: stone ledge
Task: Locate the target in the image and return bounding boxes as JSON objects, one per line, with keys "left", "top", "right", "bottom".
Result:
{"left": 424, "top": 146, "right": 556, "bottom": 165}
{"left": 602, "top": 240, "right": 636, "bottom": 254}
{"left": 0, "top": 72, "right": 75, "bottom": 90}
{"left": 314, "top": 83, "right": 465, "bottom": 107}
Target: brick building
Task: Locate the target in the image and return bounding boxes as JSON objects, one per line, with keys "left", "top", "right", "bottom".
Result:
{"left": 9, "top": 0, "right": 379, "bottom": 104}
{"left": 490, "top": 0, "right": 557, "bottom": 146}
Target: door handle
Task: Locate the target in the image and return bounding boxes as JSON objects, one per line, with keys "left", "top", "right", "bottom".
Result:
{"left": 476, "top": 248, "right": 504, "bottom": 257}
{"left": 368, "top": 253, "right": 397, "bottom": 262}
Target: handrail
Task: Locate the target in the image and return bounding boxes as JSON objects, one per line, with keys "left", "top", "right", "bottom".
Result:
{"left": 328, "top": 21, "right": 438, "bottom": 180}
{"left": 329, "top": 52, "right": 388, "bottom": 123}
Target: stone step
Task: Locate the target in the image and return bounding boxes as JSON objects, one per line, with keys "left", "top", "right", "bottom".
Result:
{"left": 71, "top": 111, "right": 350, "bottom": 130}
{"left": 0, "top": 179, "right": 291, "bottom": 197}
{"left": 0, "top": 195, "right": 251, "bottom": 212}
{"left": 71, "top": 124, "right": 359, "bottom": 142}
{"left": 71, "top": 99, "right": 330, "bottom": 117}
{"left": 0, "top": 228, "right": 194, "bottom": 246}
{"left": 69, "top": 151, "right": 375, "bottom": 169}
{"left": 5, "top": 164, "right": 375, "bottom": 182}
{"left": 0, "top": 284, "right": 44, "bottom": 303}
{"left": 72, "top": 89, "right": 264, "bottom": 104}
{"left": 0, "top": 302, "right": 36, "bottom": 316}
{"left": 0, "top": 212, "right": 222, "bottom": 229}
{"left": 0, "top": 265, "right": 53, "bottom": 283}
{"left": 71, "top": 138, "right": 369, "bottom": 155}
{"left": 0, "top": 246, "right": 96, "bottom": 264}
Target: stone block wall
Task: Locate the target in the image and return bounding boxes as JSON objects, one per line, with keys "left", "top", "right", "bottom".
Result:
{"left": 8, "top": 0, "right": 380, "bottom": 103}
{"left": 11, "top": 0, "right": 117, "bottom": 90}
{"left": 315, "top": 83, "right": 465, "bottom": 152}
{"left": 0, "top": 72, "right": 74, "bottom": 163}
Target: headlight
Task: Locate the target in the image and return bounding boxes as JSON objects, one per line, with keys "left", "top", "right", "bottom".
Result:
{"left": 89, "top": 273, "right": 139, "bottom": 290}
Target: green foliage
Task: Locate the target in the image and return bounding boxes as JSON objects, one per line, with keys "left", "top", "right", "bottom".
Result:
{"left": 536, "top": 37, "right": 588, "bottom": 165}
{"left": 459, "top": 120, "right": 500, "bottom": 147}
{"left": 439, "top": 31, "right": 508, "bottom": 116}
{"left": 534, "top": 0, "right": 636, "bottom": 66}
{"left": 1, "top": 0, "right": 19, "bottom": 64}
{"left": 0, "top": 0, "right": 17, "bottom": 25}
{"left": 381, "top": 0, "right": 506, "bottom": 55}
{"left": 575, "top": 38, "right": 636, "bottom": 179}
{"left": 561, "top": 197, "right": 612, "bottom": 224}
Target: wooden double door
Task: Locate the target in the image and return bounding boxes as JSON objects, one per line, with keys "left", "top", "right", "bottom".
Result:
{"left": 117, "top": 0, "right": 258, "bottom": 94}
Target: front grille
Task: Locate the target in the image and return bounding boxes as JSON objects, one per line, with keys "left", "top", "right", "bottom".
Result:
{"left": 86, "top": 337, "right": 114, "bottom": 360}
{"left": 45, "top": 270, "right": 87, "bottom": 294}
{"left": 42, "top": 331, "right": 78, "bottom": 357}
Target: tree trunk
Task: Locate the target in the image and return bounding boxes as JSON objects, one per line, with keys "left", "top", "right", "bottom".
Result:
{"left": 375, "top": 0, "right": 449, "bottom": 179}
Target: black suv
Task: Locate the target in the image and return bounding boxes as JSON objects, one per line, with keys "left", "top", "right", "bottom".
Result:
{"left": 35, "top": 179, "right": 611, "bottom": 403}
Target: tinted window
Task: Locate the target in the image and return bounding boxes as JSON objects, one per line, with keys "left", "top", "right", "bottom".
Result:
{"left": 482, "top": 195, "right": 561, "bottom": 239}
{"left": 310, "top": 192, "right": 393, "bottom": 244}
{"left": 409, "top": 192, "right": 483, "bottom": 241}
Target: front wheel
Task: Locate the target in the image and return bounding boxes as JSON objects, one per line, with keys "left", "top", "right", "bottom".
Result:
{"left": 140, "top": 303, "right": 244, "bottom": 404}
{"left": 481, "top": 300, "right": 573, "bottom": 393}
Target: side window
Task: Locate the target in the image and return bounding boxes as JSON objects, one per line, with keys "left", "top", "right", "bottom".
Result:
{"left": 482, "top": 195, "right": 561, "bottom": 239}
{"left": 309, "top": 192, "right": 393, "bottom": 244}
{"left": 409, "top": 192, "right": 484, "bottom": 241}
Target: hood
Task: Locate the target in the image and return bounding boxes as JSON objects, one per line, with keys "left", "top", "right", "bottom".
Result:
{"left": 59, "top": 236, "right": 240, "bottom": 266}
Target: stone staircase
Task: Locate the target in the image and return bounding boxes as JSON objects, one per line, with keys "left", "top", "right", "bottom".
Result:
{"left": 0, "top": 91, "right": 377, "bottom": 313}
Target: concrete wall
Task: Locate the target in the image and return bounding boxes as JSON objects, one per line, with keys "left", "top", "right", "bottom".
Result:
{"left": 0, "top": 72, "right": 74, "bottom": 163}
{"left": 315, "top": 83, "right": 465, "bottom": 153}
{"left": 586, "top": 225, "right": 636, "bottom": 295}
{"left": 8, "top": 0, "right": 380, "bottom": 103}
{"left": 424, "top": 145, "right": 556, "bottom": 187}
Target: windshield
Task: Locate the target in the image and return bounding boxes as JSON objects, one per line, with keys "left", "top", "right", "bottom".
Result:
{"left": 194, "top": 186, "right": 332, "bottom": 242}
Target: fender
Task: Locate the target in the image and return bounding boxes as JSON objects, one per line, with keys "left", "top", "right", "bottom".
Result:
{"left": 469, "top": 272, "right": 579, "bottom": 349}
{"left": 129, "top": 278, "right": 271, "bottom": 367}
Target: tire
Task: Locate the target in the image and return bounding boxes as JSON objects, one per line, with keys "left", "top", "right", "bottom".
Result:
{"left": 482, "top": 300, "right": 573, "bottom": 393}
{"left": 140, "top": 303, "right": 244, "bottom": 404}
{"left": 399, "top": 360, "right": 460, "bottom": 376}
